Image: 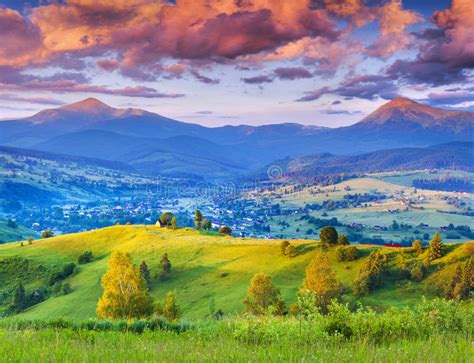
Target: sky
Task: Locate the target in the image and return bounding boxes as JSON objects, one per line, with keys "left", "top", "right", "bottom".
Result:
{"left": 0, "top": 0, "right": 472, "bottom": 127}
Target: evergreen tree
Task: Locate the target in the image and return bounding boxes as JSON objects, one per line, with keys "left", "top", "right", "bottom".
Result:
{"left": 96, "top": 251, "right": 153, "bottom": 320}
{"left": 428, "top": 232, "right": 444, "bottom": 260}
{"left": 453, "top": 257, "right": 472, "bottom": 301}
{"left": 412, "top": 240, "right": 423, "bottom": 257}
{"left": 319, "top": 226, "right": 338, "bottom": 249}
{"left": 353, "top": 250, "right": 388, "bottom": 296}
{"left": 302, "top": 253, "right": 340, "bottom": 313}
{"left": 140, "top": 260, "right": 151, "bottom": 287}
{"left": 194, "top": 210, "right": 203, "bottom": 230}
{"left": 243, "top": 273, "right": 285, "bottom": 315}
{"left": 160, "top": 253, "right": 172, "bottom": 274}
{"left": 13, "top": 282, "right": 26, "bottom": 312}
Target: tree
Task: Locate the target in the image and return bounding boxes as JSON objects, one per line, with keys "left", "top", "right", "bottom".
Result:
{"left": 160, "top": 212, "right": 175, "bottom": 227}
{"left": 202, "top": 219, "right": 212, "bottom": 230}
{"left": 302, "top": 253, "right": 340, "bottom": 313}
{"left": 78, "top": 251, "right": 94, "bottom": 264}
{"left": 453, "top": 257, "right": 472, "bottom": 301}
{"left": 428, "top": 232, "right": 444, "bottom": 260}
{"left": 412, "top": 240, "right": 423, "bottom": 257}
{"left": 41, "top": 230, "right": 54, "bottom": 239}
{"left": 160, "top": 253, "right": 172, "bottom": 274}
{"left": 140, "top": 260, "right": 151, "bottom": 287}
{"left": 12, "top": 282, "right": 26, "bottom": 313}
{"left": 218, "top": 226, "right": 232, "bottom": 236}
{"left": 335, "top": 246, "right": 359, "bottom": 262}
{"left": 194, "top": 210, "right": 203, "bottom": 230}
{"left": 337, "top": 234, "right": 350, "bottom": 246}
{"left": 353, "top": 250, "right": 388, "bottom": 296}
{"left": 445, "top": 265, "right": 462, "bottom": 300}
{"left": 171, "top": 217, "right": 177, "bottom": 230}
{"left": 319, "top": 226, "right": 338, "bottom": 249}
{"left": 285, "top": 245, "right": 297, "bottom": 258}
{"left": 280, "top": 241, "right": 290, "bottom": 255}
{"left": 243, "top": 273, "right": 285, "bottom": 315}
{"left": 163, "top": 291, "right": 180, "bottom": 322}
{"left": 27, "top": 237, "right": 33, "bottom": 245}
{"left": 97, "top": 251, "right": 154, "bottom": 320}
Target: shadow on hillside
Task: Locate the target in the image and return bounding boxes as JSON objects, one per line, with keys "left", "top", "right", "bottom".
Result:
{"left": 295, "top": 243, "right": 316, "bottom": 255}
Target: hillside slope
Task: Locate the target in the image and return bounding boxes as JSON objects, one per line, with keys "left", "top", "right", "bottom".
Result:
{"left": 0, "top": 226, "right": 471, "bottom": 320}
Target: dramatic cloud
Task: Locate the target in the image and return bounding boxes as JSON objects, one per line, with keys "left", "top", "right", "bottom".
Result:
{"left": 296, "top": 75, "right": 399, "bottom": 102}
{"left": 366, "top": 0, "right": 421, "bottom": 58}
{"left": 0, "top": 66, "right": 183, "bottom": 98}
{"left": 387, "top": 0, "right": 474, "bottom": 86}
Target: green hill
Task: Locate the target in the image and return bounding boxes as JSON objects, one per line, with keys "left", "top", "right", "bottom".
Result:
{"left": 0, "top": 225, "right": 471, "bottom": 320}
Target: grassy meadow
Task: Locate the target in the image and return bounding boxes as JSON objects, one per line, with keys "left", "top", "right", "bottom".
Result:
{"left": 0, "top": 225, "right": 472, "bottom": 320}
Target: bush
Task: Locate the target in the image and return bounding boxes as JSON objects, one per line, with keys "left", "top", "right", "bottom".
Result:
{"left": 41, "top": 230, "right": 54, "bottom": 239}
{"left": 335, "top": 246, "right": 359, "bottom": 262}
{"left": 218, "top": 226, "right": 232, "bottom": 236}
{"left": 49, "top": 263, "right": 76, "bottom": 285}
{"left": 77, "top": 251, "right": 94, "bottom": 264}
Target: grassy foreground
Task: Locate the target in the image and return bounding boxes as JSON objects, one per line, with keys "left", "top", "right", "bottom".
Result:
{"left": 0, "top": 329, "right": 471, "bottom": 362}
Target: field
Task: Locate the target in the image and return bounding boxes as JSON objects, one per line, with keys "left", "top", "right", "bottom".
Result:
{"left": 243, "top": 171, "right": 474, "bottom": 242}
{"left": 0, "top": 225, "right": 472, "bottom": 320}
{"left": 0, "top": 329, "right": 471, "bottom": 362}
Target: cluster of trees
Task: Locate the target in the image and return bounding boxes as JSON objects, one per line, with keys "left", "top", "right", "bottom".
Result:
{"left": 445, "top": 257, "right": 472, "bottom": 301}
{"left": 97, "top": 251, "right": 179, "bottom": 321}
{"left": 194, "top": 210, "right": 212, "bottom": 230}
{"left": 77, "top": 251, "right": 94, "bottom": 264}
{"left": 353, "top": 251, "right": 388, "bottom": 296}
{"left": 319, "top": 226, "right": 350, "bottom": 249}
{"left": 335, "top": 246, "right": 359, "bottom": 262}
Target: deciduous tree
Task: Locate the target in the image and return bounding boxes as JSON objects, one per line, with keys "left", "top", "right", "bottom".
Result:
{"left": 243, "top": 273, "right": 285, "bottom": 315}
{"left": 97, "top": 251, "right": 153, "bottom": 320}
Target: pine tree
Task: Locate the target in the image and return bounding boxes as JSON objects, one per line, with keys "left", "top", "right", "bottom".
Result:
{"left": 13, "top": 282, "right": 26, "bottom": 312}
{"left": 412, "top": 240, "right": 423, "bottom": 257}
{"left": 140, "top": 260, "right": 151, "bottom": 287}
{"left": 454, "top": 257, "right": 472, "bottom": 301}
{"left": 428, "top": 232, "right": 444, "bottom": 260}
{"left": 96, "top": 251, "right": 154, "bottom": 320}
{"left": 160, "top": 253, "right": 172, "bottom": 274}
{"left": 194, "top": 210, "right": 203, "bottom": 230}
{"left": 302, "top": 253, "right": 340, "bottom": 313}
{"left": 319, "top": 226, "right": 338, "bottom": 249}
{"left": 353, "top": 250, "right": 388, "bottom": 296}
{"left": 243, "top": 273, "right": 285, "bottom": 315}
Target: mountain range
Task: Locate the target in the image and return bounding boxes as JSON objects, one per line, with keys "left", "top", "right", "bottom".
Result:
{"left": 0, "top": 97, "right": 472, "bottom": 179}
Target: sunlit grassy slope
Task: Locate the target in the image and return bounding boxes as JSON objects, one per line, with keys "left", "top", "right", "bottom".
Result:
{"left": 0, "top": 225, "right": 471, "bottom": 320}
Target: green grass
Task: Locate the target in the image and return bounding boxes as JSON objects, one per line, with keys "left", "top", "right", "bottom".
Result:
{"left": 0, "top": 225, "right": 471, "bottom": 321}
{"left": 0, "top": 221, "right": 37, "bottom": 244}
{"left": 0, "top": 328, "right": 471, "bottom": 362}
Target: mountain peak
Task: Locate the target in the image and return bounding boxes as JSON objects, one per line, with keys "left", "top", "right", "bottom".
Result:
{"left": 60, "top": 98, "right": 113, "bottom": 113}
{"left": 385, "top": 97, "right": 417, "bottom": 107}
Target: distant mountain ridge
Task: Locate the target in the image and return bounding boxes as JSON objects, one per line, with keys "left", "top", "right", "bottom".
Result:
{"left": 263, "top": 141, "right": 474, "bottom": 180}
{"left": 0, "top": 97, "right": 472, "bottom": 179}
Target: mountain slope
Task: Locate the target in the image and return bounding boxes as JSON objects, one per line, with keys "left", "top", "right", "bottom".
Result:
{"left": 0, "top": 225, "right": 470, "bottom": 320}
{"left": 264, "top": 142, "right": 474, "bottom": 180}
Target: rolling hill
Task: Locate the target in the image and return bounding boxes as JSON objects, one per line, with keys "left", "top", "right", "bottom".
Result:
{"left": 0, "top": 225, "right": 471, "bottom": 320}
{"left": 262, "top": 142, "right": 474, "bottom": 180}
{"left": 0, "top": 97, "right": 472, "bottom": 179}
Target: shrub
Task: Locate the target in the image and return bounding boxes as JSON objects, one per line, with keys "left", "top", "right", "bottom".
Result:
{"left": 77, "top": 251, "right": 94, "bottom": 264}
{"left": 41, "top": 230, "right": 54, "bottom": 239}
{"left": 218, "top": 226, "right": 232, "bottom": 236}
{"left": 285, "top": 245, "right": 297, "bottom": 258}
{"left": 49, "top": 263, "right": 76, "bottom": 285}
{"left": 280, "top": 241, "right": 290, "bottom": 255}
{"left": 337, "top": 234, "right": 350, "bottom": 245}
{"left": 409, "top": 265, "right": 424, "bottom": 282}
{"left": 61, "top": 282, "right": 72, "bottom": 295}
